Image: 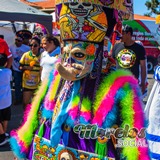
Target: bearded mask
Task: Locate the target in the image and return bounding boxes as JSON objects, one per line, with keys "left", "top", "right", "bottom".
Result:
{"left": 56, "top": 41, "right": 98, "bottom": 81}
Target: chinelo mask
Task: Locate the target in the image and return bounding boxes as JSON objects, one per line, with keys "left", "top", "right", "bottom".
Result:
{"left": 56, "top": 41, "right": 98, "bottom": 81}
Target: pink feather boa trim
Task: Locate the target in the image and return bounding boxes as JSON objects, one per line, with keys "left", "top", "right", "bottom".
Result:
{"left": 92, "top": 76, "right": 137, "bottom": 126}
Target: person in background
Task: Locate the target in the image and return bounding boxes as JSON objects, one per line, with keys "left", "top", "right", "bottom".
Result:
{"left": 135, "top": 40, "right": 148, "bottom": 98}
{"left": 19, "top": 37, "right": 41, "bottom": 110}
{"left": 144, "top": 55, "right": 160, "bottom": 159}
{"left": 16, "top": 30, "right": 32, "bottom": 46}
{"left": 32, "top": 31, "right": 43, "bottom": 40}
{"left": 10, "top": 34, "right": 30, "bottom": 105}
{"left": 0, "top": 54, "right": 12, "bottom": 146}
{"left": 0, "top": 35, "right": 4, "bottom": 39}
{"left": 40, "top": 35, "right": 61, "bottom": 81}
{"left": 32, "top": 32, "right": 44, "bottom": 53}
{"left": 0, "top": 36, "right": 13, "bottom": 68}
{"left": 112, "top": 25, "right": 147, "bottom": 94}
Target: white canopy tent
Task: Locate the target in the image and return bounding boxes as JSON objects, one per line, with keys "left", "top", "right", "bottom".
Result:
{"left": 0, "top": 0, "right": 52, "bottom": 34}
{"left": 0, "top": 21, "right": 34, "bottom": 46}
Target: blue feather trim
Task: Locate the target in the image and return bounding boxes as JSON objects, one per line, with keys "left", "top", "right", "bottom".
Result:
{"left": 65, "top": 116, "right": 75, "bottom": 127}
{"left": 9, "top": 137, "right": 26, "bottom": 159}
{"left": 42, "top": 108, "right": 53, "bottom": 119}
{"left": 102, "top": 89, "right": 122, "bottom": 128}
{"left": 79, "top": 117, "right": 90, "bottom": 125}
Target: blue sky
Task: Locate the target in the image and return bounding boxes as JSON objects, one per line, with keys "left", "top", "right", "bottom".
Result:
{"left": 133, "top": 0, "right": 149, "bottom": 15}
{"left": 28, "top": 0, "right": 150, "bottom": 16}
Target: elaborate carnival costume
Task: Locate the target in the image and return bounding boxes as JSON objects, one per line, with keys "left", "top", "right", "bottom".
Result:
{"left": 145, "top": 65, "right": 160, "bottom": 159}
{"left": 10, "top": 0, "right": 149, "bottom": 159}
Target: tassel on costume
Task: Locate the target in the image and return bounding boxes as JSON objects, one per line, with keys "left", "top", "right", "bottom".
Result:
{"left": 95, "top": 136, "right": 108, "bottom": 159}
{"left": 62, "top": 124, "right": 71, "bottom": 146}
{"left": 38, "top": 119, "right": 46, "bottom": 138}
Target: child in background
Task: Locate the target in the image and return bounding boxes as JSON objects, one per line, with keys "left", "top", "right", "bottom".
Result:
{"left": 0, "top": 54, "right": 12, "bottom": 146}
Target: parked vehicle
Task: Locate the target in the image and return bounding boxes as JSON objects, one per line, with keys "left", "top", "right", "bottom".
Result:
{"left": 123, "top": 15, "right": 160, "bottom": 72}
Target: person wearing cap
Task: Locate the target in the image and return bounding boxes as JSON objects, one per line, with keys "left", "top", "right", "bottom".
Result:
{"left": 112, "top": 25, "right": 147, "bottom": 94}
{"left": 9, "top": 35, "right": 30, "bottom": 105}
{"left": 0, "top": 36, "right": 13, "bottom": 68}
{"left": 16, "top": 30, "right": 32, "bottom": 46}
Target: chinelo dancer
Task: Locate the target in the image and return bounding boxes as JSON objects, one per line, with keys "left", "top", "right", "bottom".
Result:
{"left": 10, "top": 0, "right": 150, "bottom": 159}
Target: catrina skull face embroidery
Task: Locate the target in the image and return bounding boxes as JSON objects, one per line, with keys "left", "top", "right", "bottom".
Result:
{"left": 58, "top": 149, "right": 76, "bottom": 160}
{"left": 60, "top": 152, "right": 73, "bottom": 160}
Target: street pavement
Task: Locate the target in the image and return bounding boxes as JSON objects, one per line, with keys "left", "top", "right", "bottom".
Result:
{"left": 0, "top": 73, "right": 154, "bottom": 160}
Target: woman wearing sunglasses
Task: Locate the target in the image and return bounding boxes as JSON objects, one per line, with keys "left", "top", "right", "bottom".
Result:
{"left": 19, "top": 37, "right": 41, "bottom": 110}
{"left": 40, "top": 35, "right": 61, "bottom": 81}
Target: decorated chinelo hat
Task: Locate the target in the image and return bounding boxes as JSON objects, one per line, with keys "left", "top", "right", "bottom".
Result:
{"left": 55, "top": 0, "right": 133, "bottom": 43}
{"left": 55, "top": 0, "right": 133, "bottom": 12}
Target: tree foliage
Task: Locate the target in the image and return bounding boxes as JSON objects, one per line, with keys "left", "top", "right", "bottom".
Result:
{"left": 144, "top": 0, "right": 160, "bottom": 16}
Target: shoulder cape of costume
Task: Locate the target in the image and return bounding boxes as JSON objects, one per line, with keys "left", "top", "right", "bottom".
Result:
{"left": 10, "top": 69, "right": 149, "bottom": 160}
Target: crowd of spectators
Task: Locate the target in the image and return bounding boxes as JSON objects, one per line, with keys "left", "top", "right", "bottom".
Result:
{"left": 0, "top": 30, "right": 61, "bottom": 146}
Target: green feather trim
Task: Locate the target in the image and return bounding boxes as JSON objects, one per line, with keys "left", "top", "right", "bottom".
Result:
{"left": 17, "top": 79, "right": 49, "bottom": 146}
{"left": 93, "top": 69, "right": 133, "bottom": 115}
{"left": 71, "top": 95, "right": 80, "bottom": 107}
{"left": 81, "top": 97, "right": 91, "bottom": 111}
{"left": 120, "top": 84, "right": 139, "bottom": 159}
{"left": 120, "top": 84, "right": 134, "bottom": 128}
{"left": 122, "top": 142, "right": 139, "bottom": 160}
